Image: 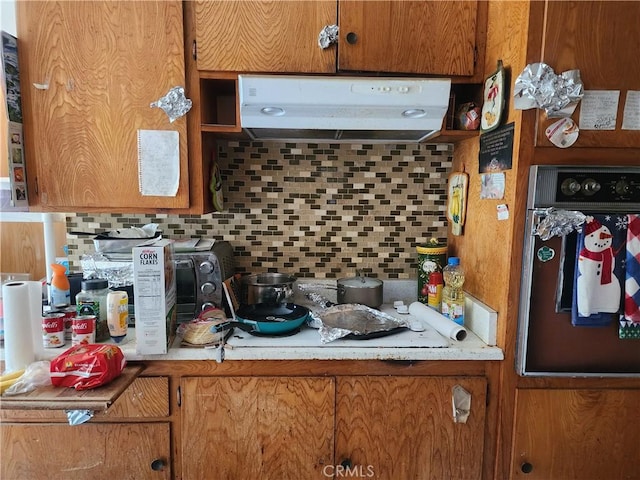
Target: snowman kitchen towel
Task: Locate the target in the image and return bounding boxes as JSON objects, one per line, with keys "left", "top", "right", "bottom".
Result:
{"left": 572, "top": 214, "right": 627, "bottom": 326}
{"left": 620, "top": 214, "right": 640, "bottom": 339}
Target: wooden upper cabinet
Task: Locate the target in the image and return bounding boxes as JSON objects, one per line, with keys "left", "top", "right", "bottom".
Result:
{"left": 535, "top": 1, "right": 640, "bottom": 148}
{"left": 194, "top": 1, "right": 484, "bottom": 77}
{"left": 17, "top": 1, "right": 189, "bottom": 211}
{"left": 338, "top": 1, "right": 479, "bottom": 76}
{"left": 194, "top": 1, "right": 337, "bottom": 73}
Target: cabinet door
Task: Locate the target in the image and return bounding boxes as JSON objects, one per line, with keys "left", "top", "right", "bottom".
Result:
{"left": 336, "top": 376, "right": 487, "bottom": 480}
{"left": 181, "top": 376, "right": 335, "bottom": 479}
{"left": 338, "top": 1, "right": 479, "bottom": 75}
{"left": 1, "top": 423, "right": 171, "bottom": 479}
{"left": 511, "top": 389, "right": 640, "bottom": 479}
{"left": 535, "top": 1, "right": 640, "bottom": 148}
{"left": 17, "top": 1, "right": 189, "bottom": 210}
{"left": 194, "top": 1, "right": 336, "bottom": 73}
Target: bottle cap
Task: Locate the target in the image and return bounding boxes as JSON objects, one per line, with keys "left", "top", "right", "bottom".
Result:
{"left": 447, "top": 257, "right": 460, "bottom": 266}
{"left": 81, "top": 279, "right": 109, "bottom": 291}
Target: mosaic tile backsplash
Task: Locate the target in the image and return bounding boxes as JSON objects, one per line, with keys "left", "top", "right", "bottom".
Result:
{"left": 66, "top": 141, "right": 452, "bottom": 279}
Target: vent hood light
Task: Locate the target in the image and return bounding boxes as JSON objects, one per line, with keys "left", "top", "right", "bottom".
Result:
{"left": 239, "top": 75, "right": 451, "bottom": 144}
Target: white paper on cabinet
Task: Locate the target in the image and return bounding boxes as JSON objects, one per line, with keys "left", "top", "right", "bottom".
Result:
{"left": 622, "top": 91, "right": 640, "bottom": 130}
{"left": 137, "top": 129, "right": 179, "bottom": 196}
{"left": 578, "top": 90, "right": 620, "bottom": 130}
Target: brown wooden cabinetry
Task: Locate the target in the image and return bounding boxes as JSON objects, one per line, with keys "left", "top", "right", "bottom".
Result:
{"left": 17, "top": 1, "right": 190, "bottom": 212}
{"left": 534, "top": 1, "right": 640, "bottom": 149}
{"left": 193, "top": 0, "right": 485, "bottom": 79}
{"left": 510, "top": 388, "right": 640, "bottom": 479}
{"left": 180, "top": 375, "right": 487, "bottom": 480}
{"left": 0, "top": 377, "right": 171, "bottom": 479}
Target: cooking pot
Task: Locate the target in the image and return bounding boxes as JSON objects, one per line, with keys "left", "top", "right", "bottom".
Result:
{"left": 211, "top": 303, "right": 309, "bottom": 335}
{"left": 242, "top": 273, "right": 296, "bottom": 305}
{"left": 337, "top": 272, "right": 384, "bottom": 309}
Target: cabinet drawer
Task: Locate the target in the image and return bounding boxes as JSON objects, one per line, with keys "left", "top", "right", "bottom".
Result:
{"left": 0, "top": 377, "right": 170, "bottom": 422}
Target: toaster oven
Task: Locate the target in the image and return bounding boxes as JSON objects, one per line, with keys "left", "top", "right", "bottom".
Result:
{"left": 174, "top": 241, "right": 235, "bottom": 321}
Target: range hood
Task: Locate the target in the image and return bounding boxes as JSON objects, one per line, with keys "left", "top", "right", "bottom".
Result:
{"left": 238, "top": 75, "right": 451, "bottom": 143}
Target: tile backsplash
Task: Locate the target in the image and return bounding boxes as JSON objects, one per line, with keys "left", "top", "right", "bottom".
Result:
{"left": 66, "top": 141, "right": 452, "bottom": 279}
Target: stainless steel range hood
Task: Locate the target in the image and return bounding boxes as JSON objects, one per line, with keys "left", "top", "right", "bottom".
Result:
{"left": 238, "top": 75, "right": 451, "bottom": 143}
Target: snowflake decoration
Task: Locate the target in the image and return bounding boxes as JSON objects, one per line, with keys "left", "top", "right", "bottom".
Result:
{"left": 615, "top": 215, "right": 628, "bottom": 231}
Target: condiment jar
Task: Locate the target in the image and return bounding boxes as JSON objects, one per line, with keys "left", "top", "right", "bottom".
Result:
{"left": 76, "top": 279, "right": 110, "bottom": 342}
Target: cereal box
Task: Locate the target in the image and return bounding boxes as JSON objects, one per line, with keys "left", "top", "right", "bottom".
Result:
{"left": 132, "top": 239, "right": 177, "bottom": 354}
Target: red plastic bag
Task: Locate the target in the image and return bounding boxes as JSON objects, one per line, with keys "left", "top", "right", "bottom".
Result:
{"left": 50, "top": 344, "right": 126, "bottom": 390}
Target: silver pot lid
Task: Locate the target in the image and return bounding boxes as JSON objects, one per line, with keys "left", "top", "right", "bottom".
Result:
{"left": 338, "top": 275, "right": 383, "bottom": 288}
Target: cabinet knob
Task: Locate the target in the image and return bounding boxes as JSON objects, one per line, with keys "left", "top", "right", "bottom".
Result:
{"left": 151, "top": 458, "right": 166, "bottom": 471}
{"left": 521, "top": 462, "right": 533, "bottom": 474}
{"left": 341, "top": 458, "right": 352, "bottom": 469}
{"left": 346, "top": 32, "right": 358, "bottom": 44}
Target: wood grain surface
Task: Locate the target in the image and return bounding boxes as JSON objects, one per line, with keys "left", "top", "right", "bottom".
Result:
{"left": 1, "top": 422, "right": 170, "bottom": 479}
{"left": 338, "top": 1, "right": 479, "bottom": 76}
{"left": 336, "top": 376, "right": 487, "bottom": 480}
{"left": 17, "top": 1, "right": 189, "bottom": 211}
{"left": 511, "top": 389, "right": 640, "bottom": 479}
{"left": 195, "top": 1, "right": 336, "bottom": 73}
{"left": 181, "top": 376, "right": 335, "bottom": 479}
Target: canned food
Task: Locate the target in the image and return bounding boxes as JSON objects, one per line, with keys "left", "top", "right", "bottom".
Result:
{"left": 416, "top": 241, "right": 447, "bottom": 304}
{"left": 57, "top": 306, "right": 77, "bottom": 340}
{"left": 42, "top": 312, "right": 65, "bottom": 348}
{"left": 71, "top": 315, "right": 96, "bottom": 345}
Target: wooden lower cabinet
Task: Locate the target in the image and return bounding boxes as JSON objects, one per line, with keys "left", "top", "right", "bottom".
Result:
{"left": 1, "top": 422, "right": 171, "bottom": 480}
{"left": 511, "top": 388, "right": 640, "bottom": 479}
{"left": 180, "top": 375, "right": 487, "bottom": 480}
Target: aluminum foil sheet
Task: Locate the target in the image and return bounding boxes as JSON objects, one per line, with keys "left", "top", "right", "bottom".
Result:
{"left": 514, "top": 63, "right": 583, "bottom": 117}
{"left": 533, "top": 208, "right": 586, "bottom": 240}
{"left": 150, "top": 86, "right": 192, "bottom": 122}
{"left": 313, "top": 303, "right": 407, "bottom": 343}
{"left": 318, "top": 24, "right": 339, "bottom": 49}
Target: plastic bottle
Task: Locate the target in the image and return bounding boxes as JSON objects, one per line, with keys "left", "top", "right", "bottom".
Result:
{"left": 106, "top": 291, "right": 128, "bottom": 343}
{"left": 76, "top": 279, "right": 111, "bottom": 342}
{"left": 441, "top": 257, "right": 465, "bottom": 326}
{"left": 49, "top": 263, "right": 70, "bottom": 307}
{"left": 427, "top": 271, "right": 444, "bottom": 312}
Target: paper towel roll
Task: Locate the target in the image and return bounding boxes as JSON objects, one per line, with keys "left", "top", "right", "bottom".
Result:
{"left": 2, "top": 282, "right": 36, "bottom": 372}
{"left": 408, "top": 302, "right": 467, "bottom": 341}
{"left": 25, "top": 281, "right": 45, "bottom": 359}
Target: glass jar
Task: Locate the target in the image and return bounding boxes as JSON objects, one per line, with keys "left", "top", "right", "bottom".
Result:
{"left": 76, "top": 279, "right": 110, "bottom": 342}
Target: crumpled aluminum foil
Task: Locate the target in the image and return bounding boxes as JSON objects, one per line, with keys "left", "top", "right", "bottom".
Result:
{"left": 150, "top": 86, "right": 192, "bottom": 122}
{"left": 514, "top": 63, "right": 583, "bottom": 117}
{"left": 313, "top": 304, "right": 408, "bottom": 343}
{"left": 318, "top": 24, "right": 339, "bottom": 49}
{"left": 533, "top": 208, "right": 586, "bottom": 240}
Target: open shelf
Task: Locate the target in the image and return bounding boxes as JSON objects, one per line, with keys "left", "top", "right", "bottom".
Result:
{"left": 200, "top": 76, "right": 241, "bottom": 131}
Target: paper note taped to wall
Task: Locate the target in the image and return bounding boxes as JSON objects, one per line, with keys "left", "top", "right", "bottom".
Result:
{"left": 137, "top": 130, "right": 179, "bottom": 196}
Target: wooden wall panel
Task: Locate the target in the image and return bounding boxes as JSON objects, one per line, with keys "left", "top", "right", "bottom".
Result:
{"left": 0, "top": 220, "right": 66, "bottom": 280}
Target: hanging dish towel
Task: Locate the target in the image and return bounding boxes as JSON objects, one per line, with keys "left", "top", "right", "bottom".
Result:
{"left": 572, "top": 214, "right": 627, "bottom": 326}
{"left": 620, "top": 213, "right": 640, "bottom": 339}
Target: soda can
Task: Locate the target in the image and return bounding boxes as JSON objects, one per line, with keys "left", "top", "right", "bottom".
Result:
{"left": 72, "top": 315, "right": 96, "bottom": 345}
{"left": 42, "top": 312, "right": 65, "bottom": 348}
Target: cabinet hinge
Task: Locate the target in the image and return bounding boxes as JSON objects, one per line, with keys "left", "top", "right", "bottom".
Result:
{"left": 34, "top": 176, "right": 39, "bottom": 194}
{"left": 192, "top": 40, "right": 197, "bottom": 61}
{"left": 177, "top": 385, "right": 182, "bottom": 407}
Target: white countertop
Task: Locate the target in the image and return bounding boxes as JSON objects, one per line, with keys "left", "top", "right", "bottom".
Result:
{"left": 6, "top": 280, "right": 504, "bottom": 363}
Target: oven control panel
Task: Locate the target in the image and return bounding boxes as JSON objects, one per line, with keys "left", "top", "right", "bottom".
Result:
{"left": 531, "top": 166, "right": 640, "bottom": 209}
{"left": 557, "top": 171, "right": 640, "bottom": 202}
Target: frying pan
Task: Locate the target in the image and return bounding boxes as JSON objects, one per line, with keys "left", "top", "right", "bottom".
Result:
{"left": 211, "top": 303, "right": 309, "bottom": 335}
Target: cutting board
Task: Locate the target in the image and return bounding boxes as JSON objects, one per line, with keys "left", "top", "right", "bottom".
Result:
{"left": 0, "top": 365, "right": 143, "bottom": 411}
